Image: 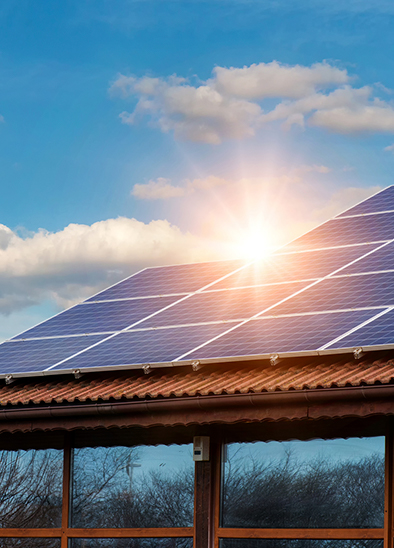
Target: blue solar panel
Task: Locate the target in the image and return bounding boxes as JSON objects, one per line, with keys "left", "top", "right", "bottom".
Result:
{"left": 138, "top": 281, "right": 309, "bottom": 328}
{"left": 184, "top": 310, "right": 379, "bottom": 359}
{"left": 86, "top": 259, "right": 246, "bottom": 302}
{"left": 337, "top": 185, "right": 394, "bottom": 217}
{"left": 287, "top": 211, "right": 394, "bottom": 251}
{"left": 270, "top": 272, "right": 394, "bottom": 316}
{"left": 13, "top": 296, "right": 180, "bottom": 340}
{"left": 339, "top": 242, "right": 394, "bottom": 275}
{"left": 53, "top": 324, "right": 233, "bottom": 370}
{"left": 327, "top": 309, "right": 394, "bottom": 349}
{"left": 2, "top": 185, "right": 394, "bottom": 378}
{"left": 210, "top": 244, "right": 379, "bottom": 290}
{"left": 0, "top": 335, "right": 105, "bottom": 375}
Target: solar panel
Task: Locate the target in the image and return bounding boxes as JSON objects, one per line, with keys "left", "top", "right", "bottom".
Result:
{"left": 86, "top": 259, "right": 246, "bottom": 302}
{"left": 339, "top": 241, "right": 394, "bottom": 275}
{"left": 336, "top": 185, "right": 394, "bottom": 218}
{"left": 0, "top": 335, "right": 106, "bottom": 375}
{"left": 53, "top": 324, "right": 234, "bottom": 371}
{"left": 137, "top": 281, "right": 309, "bottom": 328}
{"left": 1, "top": 185, "right": 394, "bottom": 378}
{"left": 326, "top": 308, "right": 394, "bottom": 350}
{"left": 14, "top": 296, "right": 181, "bottom": 340}
{"left": 268, "top": 271, "right": 394, "bottom": 316}
{"left": 183, "top": 310, "right": 380, "bottom": 359}
{"left": 286, "top": 211, "right": 394, "bottom": 251}
{"left": 209, "top": 244, "right": 379, "bottom": 290}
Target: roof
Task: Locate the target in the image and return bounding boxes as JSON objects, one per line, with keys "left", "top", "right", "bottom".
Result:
{"left": 1, "top": 351, "right": 394, "bottom": 408}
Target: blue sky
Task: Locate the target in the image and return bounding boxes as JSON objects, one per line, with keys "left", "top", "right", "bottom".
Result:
{"left": 1, "top": 0, "right": 394, "bottom": 340}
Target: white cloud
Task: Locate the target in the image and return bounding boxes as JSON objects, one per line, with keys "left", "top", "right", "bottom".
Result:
{"left": 115, "top": 77, "right": 261, "bottom": 144}
{"left": 132, "top": 175, "right": 230, "bottom": 200}
{"left": 310, "top": 104, "right": 394, "bottom": 133}
{"left": 0, "top": 115, "right": 4, "bottom": 124}
{"left": 132, "top": 178, "right": 187, "bottom": 200}
{"left": 110, "top": 62, "right": 394, "bottom": 142}
{"left": 212, "top": 61, "right": 350, "bottom": 99}
{"left": 0, "top": 217, "right": 222, "bottom": 315}
{"left": 385, "top": 143, "right": 394, "bottom": 153}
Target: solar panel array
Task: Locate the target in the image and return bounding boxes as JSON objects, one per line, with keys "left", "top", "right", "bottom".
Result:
{"left": 1, "top": 185, "right": 394, "bottom": 378}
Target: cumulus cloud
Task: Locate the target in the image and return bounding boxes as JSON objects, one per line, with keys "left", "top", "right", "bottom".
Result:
{"left": 0, "top": 217, "right": 220, "bottom": 315}
{"left": 132, "top": 178, "right": 186, "bottom": 200}
{"left": 212, "top": 61, "right": 350, "bottom": 99}
{"left": 110, "top": 61, "right": 394, "bottom": 142}
{"left": 132, "top": 175, "right": 229, "bottom": 200}
{"left": 115, "top": 76, "right": 261, "bottom": 144}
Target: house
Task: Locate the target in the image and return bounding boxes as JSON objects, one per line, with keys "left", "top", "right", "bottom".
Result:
{"left": 0, "top": 186, "right": 394, "bottom": 548}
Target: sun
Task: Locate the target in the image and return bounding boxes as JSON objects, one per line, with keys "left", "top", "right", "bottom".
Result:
{"left": 234, "top": 225, "right": 274, "bottom": 260}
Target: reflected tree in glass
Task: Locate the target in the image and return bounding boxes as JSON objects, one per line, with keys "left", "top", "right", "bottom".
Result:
{"left": 221, "top": 438, "right": 385, "bottom": 529}
{"left": 71, "top": 445, "right": 194, "bottom": 528}
{"left": 0, "top": 449, "right": 63, "bottom": 528}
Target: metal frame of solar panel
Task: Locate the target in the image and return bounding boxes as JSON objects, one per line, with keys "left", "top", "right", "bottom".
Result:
{"left": 1, "top": 185, "right": 394, "bottom": 379}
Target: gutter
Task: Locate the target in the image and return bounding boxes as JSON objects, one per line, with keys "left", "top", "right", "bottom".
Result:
{"left": 1, "top": 383, "right": 394, "bottom": 422}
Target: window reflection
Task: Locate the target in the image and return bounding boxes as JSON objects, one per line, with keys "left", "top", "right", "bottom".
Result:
{"left": 71, "top": 444, "right": 194, "bottom": 528}
{"left": 221, "top": 437, "right": 385, "bottom": 528}
{"left": 0, "top": 449, "right": 63, "bottom": 528}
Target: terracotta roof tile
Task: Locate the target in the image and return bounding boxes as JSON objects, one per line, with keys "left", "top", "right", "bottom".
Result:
{"left": 1, "top": 351, "right": 394, "bottom": 407}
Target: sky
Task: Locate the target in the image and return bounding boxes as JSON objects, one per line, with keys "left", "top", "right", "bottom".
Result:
{"left": 1, "top": 0, "right": 394, "bottom": 341}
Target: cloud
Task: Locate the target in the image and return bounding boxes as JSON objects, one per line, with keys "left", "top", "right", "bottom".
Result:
{"left": 132, "top": 175, "right": 230, "bottom": 200}
{"left": 0, "top": 217, "right": 222, "bottom": 315}
{"left": 132, "top": 178, "right": 186, "bottom": 200}
{"left": 0, "top": 115, "right": 4, "bottom": 124}
{"left": 310, "top": 104, "right": 394, "bottom": 133}
{"left": 114, "top": 76, "right": 261, "bottom": 144}
{"left": 385, "top": 143, "right": 394, "bottom": 153}
{"left": 110, "top": 62, "right": 394, "bottom": 142}
{"left": 212, "top": 61, "right": 350, "bottom": 99}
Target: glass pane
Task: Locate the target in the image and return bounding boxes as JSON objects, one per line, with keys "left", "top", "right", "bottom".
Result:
{"left": 71, "top": 540, "right": 193, "bottom": 548}
{"left": 71, "top": 444, "right": 194, "bottom": 528}
{"left": 219, "top": 541, "right": 383, "bottom": 548}
{"left": 0, "top": 540, "right": 61, "bottom": 548}
{"left": 0, "top": 449, "right": 63, "bottom": 528}
{"left": 221, "top": 437, "right": 385, "bottom": 528}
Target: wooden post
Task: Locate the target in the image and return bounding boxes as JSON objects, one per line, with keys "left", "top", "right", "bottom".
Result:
{"left": 61, "top": 434, "right": 72, "bottom": 548}
{"left": 194, "top": 440, "right": 220, "bottom": 548}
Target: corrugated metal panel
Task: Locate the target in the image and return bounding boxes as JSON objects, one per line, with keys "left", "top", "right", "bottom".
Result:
{"left": 0, "top": 352, "right": 394, "bottom": 407}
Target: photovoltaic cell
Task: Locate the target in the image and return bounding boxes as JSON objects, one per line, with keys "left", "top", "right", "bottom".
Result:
{"left": 269, "top": 272, "right": 394, "bottom": 316}
{"left": 184, "top": 310, "right": 379, "bottom": 359}
{"left": 210, "top": 244, "right": 379, "bottom": 290}
{"left": 339, "top": 241, "right": 394, "bottom": 275}
{"left": 54, "top": 323, "right": 234, "bottom": 370}
{"left": 137, "top": 281, "right": 309, "bottom": 328}
{"left": 336, "top": 185, "right": 394, "bottom": 217}
{"left": 327, "top": 308, "right": 394, "bottom": 349}
{"left": 0, "top": 335, "right": 105, "bottom": 375}
{"left": 86, "top": 259, "right": 246, "bottom": 302}
{"left": 286, "top": 211, "right": 394, "bottom": 252}
{"left": 13, "top": 296, "right": 180, "bottom": 339}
